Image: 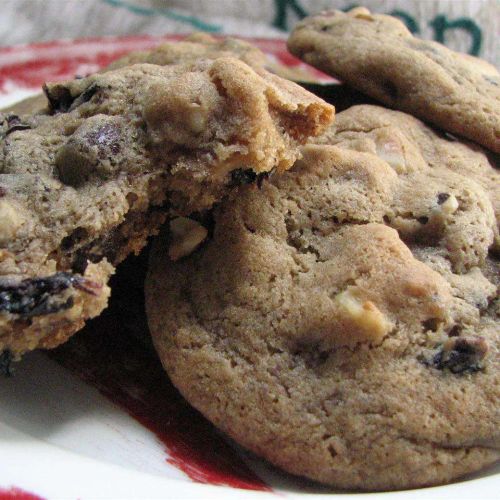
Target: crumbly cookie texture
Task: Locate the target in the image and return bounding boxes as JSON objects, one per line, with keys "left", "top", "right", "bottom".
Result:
{"left": 146, "top": 104, "right": 499, "bottom": 491}
{"left": 288, "top": 7, "right": 500, "bottom": 153}
{"left": 0, "top": 58, "right": 333, "bottom": 360}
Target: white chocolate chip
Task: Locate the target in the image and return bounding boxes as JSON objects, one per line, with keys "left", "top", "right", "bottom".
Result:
{"left": 439, "top": 194, "right": 459, "bottom": 215}
{"left": 334, "top": 287, "right": 391, "bottom": 344}
{"left": 0, "top": 200, "right": 24, "bottom": 244}
{"left": 169, "top": 217, "right": 208, "bottom": 261}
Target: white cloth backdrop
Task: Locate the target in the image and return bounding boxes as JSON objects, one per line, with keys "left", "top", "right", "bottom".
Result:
{"left": 0, "top": 0, "right": 498, "bottom": 64}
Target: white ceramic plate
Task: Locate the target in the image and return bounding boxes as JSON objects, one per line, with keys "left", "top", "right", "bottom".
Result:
{"left": 0, "top": 36, "right": 498, "bottom": 500}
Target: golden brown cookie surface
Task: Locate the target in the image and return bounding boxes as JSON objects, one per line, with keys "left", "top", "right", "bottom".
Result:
{"left": 288, "top": 8, "right": 500, "bottom": 153}
{"left": 146, "top": 105, "right": 499, "bottom": 491}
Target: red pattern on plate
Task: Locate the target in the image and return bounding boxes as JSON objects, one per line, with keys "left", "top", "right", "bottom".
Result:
{"left": 50, "top": 253, "right": 272, "bottom": 493}
{"left": 0, "top": 35, "right": 326, "bottom": 92}
{"left": 0, "top": 488, "right": 44, "bottom": 500}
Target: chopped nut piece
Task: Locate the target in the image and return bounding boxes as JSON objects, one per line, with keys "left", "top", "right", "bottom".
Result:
{"left": 349, "top": 7, "right": 374, "bottom": 20}
{"left": 0, "top": 200, "right": 24, "bottom": 244}
{"left": 439, "top": 194, "right": 459, "bottom": 215}
{"left": 169, "top": 217, "right": 208, "bottom": 261}
{"left": 333, "top": 287, "right": 391, "bottom": 344}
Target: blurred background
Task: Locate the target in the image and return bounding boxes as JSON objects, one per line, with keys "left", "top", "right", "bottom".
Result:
{"left": 0, "top": 0, "right": 498, "bottom": 63}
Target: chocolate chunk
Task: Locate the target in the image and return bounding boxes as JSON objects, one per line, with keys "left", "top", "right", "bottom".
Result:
{"left": 85, "top": 122, "right": 121, "bottom": 157}
{"left": 1, "top": 114, "right": 31, "bottom": 138}
{"left": 43, "top": 84, "right": 75, "bottom": 113}
{"left": 5, "top": 123, "right": 31, "bottom": 136}
{"left": 420, "top": 336, "right": 488, "bottom": 374}
{"left": 56, "top": 118, "right": 123, "bottom": 186}
{"left": 61, "top": 226, "right": 89, "bottom": 251}
{"left": 0, "top": 350, "right": 13, "bottom": 377}
{"left": 417, "top": 216, "right": 429, "bottom": 224}
{"left": 0, "top": 272, "right": 96, "bottom": 318}
{"left": 257, "top": 169, "right": 275, "bottom": 189}
{"left": 437, "top": 192, "right": 450, "bottom": 205}
{"left": 68, "top": 83, "right": 100, "bottom": 112}
{"left": 447, "top": 325, "right": 461, "bottom": 337}
{"left": 6, "top": 115, "right": 20, "bottom": 126}
{"left": 43, "top": 83, "right": 99, "bottom": 113}
{"left": 422, "top": 318, "right": 441, "bottom": 333}
{"left": 230, "top": 168, "right": 257, "bottom": 186}
{"left": 55, "top": 142, "right": 94, "bottom": 187}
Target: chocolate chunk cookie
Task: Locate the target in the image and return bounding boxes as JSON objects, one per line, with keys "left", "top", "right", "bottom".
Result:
{"left": 288, "top": 7, "right": 500, "bottom": 153}
{"left": 0, "top": 58, "right": 334, "bottom": 360}
{"left": 146, "top": 105, "right": 499, "bottom": 491}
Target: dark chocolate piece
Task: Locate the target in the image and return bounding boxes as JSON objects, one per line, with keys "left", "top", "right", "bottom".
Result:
{"left": 43, "top": 83, "right": 99, "bottom": 113}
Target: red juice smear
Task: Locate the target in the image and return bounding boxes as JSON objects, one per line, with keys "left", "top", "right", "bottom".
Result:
{"left": 0, "top": 488, "right": 44, "bottom": 500}
{"left": 49, "top": 254, "right": 271, "bottom": 492}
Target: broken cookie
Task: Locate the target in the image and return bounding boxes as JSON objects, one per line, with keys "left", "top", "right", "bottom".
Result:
{"left": 0, "top": 57, "right": 334, "bottom": 359}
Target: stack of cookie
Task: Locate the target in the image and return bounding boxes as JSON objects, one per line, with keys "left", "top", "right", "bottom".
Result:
{"left": 1, "top": 7, "right": 498, "bottom": 492}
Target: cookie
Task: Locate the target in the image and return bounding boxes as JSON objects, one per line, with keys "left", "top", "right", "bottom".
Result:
{"left": 0, "top": 58, "right": 333, "bottom": 362}
{"left": 288, "top": 7, "right": 500, "bottom": 153}
{"left": 0, "top": 34, "right": 272, "bottom": 121}
{"left": 1, "top": 94, "right": 49, "bottom": 116}
{"left": 107, "top": 33, "right": 266, "bottom": 71}
{"left": 146, "top": 104, "right": 499, "bottom": 491}
{"left": 108, "top": 32, "right": 320, "bottom": 83}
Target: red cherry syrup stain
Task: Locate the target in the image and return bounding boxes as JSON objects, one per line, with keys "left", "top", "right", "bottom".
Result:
{"left": 49, "top": 252, "right": 271, "bottom": 492}
{"left": 0, "top": 488, "right": 44, "bottom": 500}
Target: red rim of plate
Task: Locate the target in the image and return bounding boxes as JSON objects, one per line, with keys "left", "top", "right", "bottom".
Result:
{"left": 0, "top": 34, "right": 329, "bottom": 93}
